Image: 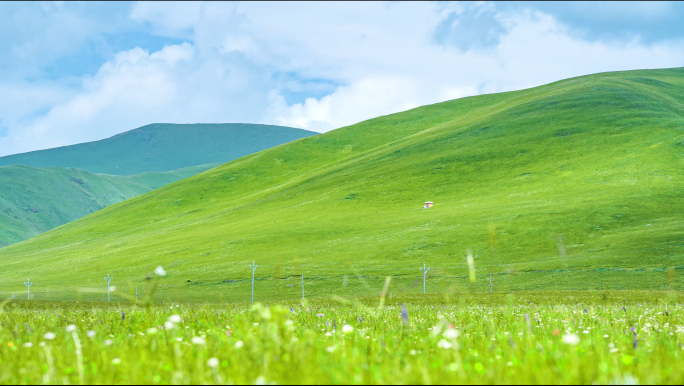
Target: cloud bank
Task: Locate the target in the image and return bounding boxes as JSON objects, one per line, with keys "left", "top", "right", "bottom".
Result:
{"left": 0, "top": 1, "right": 683, "bottom": 156}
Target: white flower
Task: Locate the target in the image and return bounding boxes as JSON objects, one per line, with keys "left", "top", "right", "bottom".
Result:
{"left": 175, "top": 338, "right": 183, "bottom": 342}
{"left": 610, "top": 348, "right": 619, "bottom": 353}
{"left": 443, "top": 328, "right": 460, "bottom": 340}
{"left": 23, "top": 342, "right": 33, "bottom": 348}
{"left": 154, "top": 266, "right": 167, "bottom": 276}
{"left": 235, "top": 340, "right": 244, "bottom": 349}
{"left": 437, "top": 339, "right": 452, "bottom": 349}
{"left": 325, "top": 332, "right": 332, "bottom": 337}
{"left": 342, "top": 325, "right": 354, "bottom": 334}
{"left": 285, "top": 320, "right": 294, "bottom": 326}
{"left": 164, "top": 321, "right": 175, "bottom": 329}
{"left": 562, "top": 333, "right": 580, "bottom": 345}
{"left": 87, "top": 331, "right": 96, "bottom": 338}
{"left": 66, "top": 325, "right": 77, "bottom": 332}
{"left": 43, "top": 332, "right": 56, "bottom": 340}
{"left": 207, "top": 358, "right": 219, "bottom": 368}
{"left": 326, "top": 346, "right": 336, "bottom": 352}
{"left": 603, "top": 335, "right": 609, "bottom": 338}
{"left": 583, "top": 330, "right": 589, "bottom": 334}
{"left": 147, "top": 328, "right": 158, "bottom": 334}
{"left": 111, "top": 358, "right": 121, "bottom": 365}
{"left": 191, "top": 337, "right": 206, "bottom": 345}
{"left": 409, "top": 350, "right": 416, "bottom": 355}
{"left": 168, "top": 315, "right": 182, "bottom": 323}
{"left": 105, "top": 339, "right": 113, "bottom": 346}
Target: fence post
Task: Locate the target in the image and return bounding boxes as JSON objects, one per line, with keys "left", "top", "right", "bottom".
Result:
{"left": 419, "top": 264, "right": 430, "bottom": 294}
{"left": 249, "top": 262, "right": 258, "bottom": 302}
{"left": 104, "top": 274, "right": 113, "bottom": 302}
{"left": 24, "top": 279, "right": 32, "bottom": 300}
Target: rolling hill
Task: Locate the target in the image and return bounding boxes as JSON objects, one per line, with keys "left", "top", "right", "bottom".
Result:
{"left": 0, "top": 163, "right": 219, "bottom": 247}
{"left": 0, "top": 123, "right": 316, "bottom": 247}
{"left": 0, "top": 68, "right": 682, "bottom": 302}
{"left": 0, "top": 123, "right": 317, "bottom": 175}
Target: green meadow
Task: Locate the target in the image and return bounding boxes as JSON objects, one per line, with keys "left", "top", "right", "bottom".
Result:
{"left": 0, "top": 291, "right": 682, "bottom": 384}
{"left": 0, "top": 164, "right": 219, "bottom": 247}
{"left": 0, "top": 68, "right": 682, "bottom": 302}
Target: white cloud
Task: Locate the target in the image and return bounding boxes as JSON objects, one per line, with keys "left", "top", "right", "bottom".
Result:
{"left": 1, "top": 2, "right": 684, "bottom": 157}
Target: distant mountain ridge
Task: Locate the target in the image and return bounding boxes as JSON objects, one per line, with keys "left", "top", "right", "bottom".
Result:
{"left": 0, "top": 163, "right": 219, "bottom": 247}
{"left": 0, "top": 123, "right": 317, "bottom": 175}
{"left": 0, "top": 123, "right": 316, "bottom": 246}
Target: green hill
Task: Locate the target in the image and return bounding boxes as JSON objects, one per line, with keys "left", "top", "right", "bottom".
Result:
{"left": 0, "top": 68, "right": 682, "bottom": 302}
{"left": 0, "top": 163, "right": 219, "bottom": 247}
{"left": 0, "top": 123, "right": 316, "bottom": 175}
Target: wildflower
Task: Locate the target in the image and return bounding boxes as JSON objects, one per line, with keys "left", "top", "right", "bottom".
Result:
{"left": 610, "top": 348, "right": 619, "bottom": 353}
{"left": 443, "top": 328, "right": 460, "bottom": 340}
{"left": 226, "top": 331, "right": 231, "bottom": 337}
{"left": 342, "top": 325, "right": 354, "bottom": 334}
{"left": 154, "top": 266, "right": 167, "bottom": 276}
{"left": 316, "top": 313, "right": 324, "bottom": 317}
{"left": 23, "top": 342, "right": 33, "bottom": 348}
{"left": 66, "top": 325, "right": 77, "bottom": 332}
{"left": 325, "top": 332, "right": 332, "bottom": 337}
{"left": 43, "top": 332, "right": 56, "bottom": 340}
{"left": 207, "top": 358, "right": 219, "bottom": 368}
{"left": 603, "top": 335, "right": 609, "bottom": 338}
{"left": 552, "top": 329, "right": 560, "bottom": 336}
{"left": 112, "top": 358, "right": 121, "bottom": 365}
{"left": 437, "top": 339, "right": 452, "bottom": 349}
{"left": 562, "top": 333, "right": 580, "bottom": 345}
{"left": 285, "top": 320, "right": 293, "bottom": 326}
{"left": 191, "top": 337, "right": 206, "bottom": 345}
{"left": 168, "top": 315, "right": 182, "bottom": 323}
{"left": 409, "top": 350, "right": 417, "bottom": 355}
{"left": 147, "top": 328, "right": 158, "bottom": 334}
{"left": 87, "top": 331, "right": 96, "bottom": 338}
{"left": 176, "top": 338, "right": 183, "bottom": 342}
{"left": 401, "top": 306, "right": 409, "bottom": 324}
{"left": 105, "top": 339, "right": 113, "bottom": 346}
{"left": 235, "top": 340, "right": 244, "bottom": 349}
{"left": 164, "top": 322, "right": 174, "bottom": 329}
{"left": 326, "top": 346, "right": 336, "bottom": 352}
{"left": 583, "top": 330, "right": 589, "bottom": 334}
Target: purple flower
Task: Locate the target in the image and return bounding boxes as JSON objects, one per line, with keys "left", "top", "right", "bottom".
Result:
{"left": 121, "top": 311, "right": 125, "bottom": 320}
{"left": 401, "top": 306, "right": 409, "bottom": 323}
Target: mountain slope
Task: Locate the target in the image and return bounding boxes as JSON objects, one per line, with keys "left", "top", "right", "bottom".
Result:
{"left": 0, "top": 68, "right": 682, "bottom": 301}
{"left": 0, "top": 163, "right": 218, "bottom": 247}
{"left": 0, "top": 123, "right": 317, "bottom": 175}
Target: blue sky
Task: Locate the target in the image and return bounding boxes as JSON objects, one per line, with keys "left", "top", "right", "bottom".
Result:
{"left": 1, "top": 1, "right": 683, "bottom": 157}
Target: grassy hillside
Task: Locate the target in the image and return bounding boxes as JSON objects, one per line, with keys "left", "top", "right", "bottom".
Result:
{"left": 0, "top": 68, "right": 682, "bottom": 302}
{"left": 0, "top": 163, "right": 218, "bottom": 247}
{"left": 0, "top": 123, "right": 316, "bottom": 175}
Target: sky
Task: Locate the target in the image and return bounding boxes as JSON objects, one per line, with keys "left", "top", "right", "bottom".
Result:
{"left": 1, "top": 1, "right": 683, "bottom": 157}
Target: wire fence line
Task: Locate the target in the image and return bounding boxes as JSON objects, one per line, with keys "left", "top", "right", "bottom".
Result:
{"left": 2, "top": 265, "right": 681, "bottom": 303}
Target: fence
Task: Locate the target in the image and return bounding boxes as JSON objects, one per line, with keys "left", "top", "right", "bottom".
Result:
{"left": 2, "top": 263, "right": 682, "bottom": 304}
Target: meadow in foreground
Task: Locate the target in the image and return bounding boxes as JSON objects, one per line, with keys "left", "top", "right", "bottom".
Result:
{"left": 0, "top": 290, "right": 682, "bottom": 384}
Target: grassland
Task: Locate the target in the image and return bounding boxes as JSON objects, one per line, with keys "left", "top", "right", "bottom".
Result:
{"left": 0, "top": 68, "right": 682, "bottom": 301}
{"left": 0, "top": 291, "right": 682, "bottom": 384}
{"left": 0, "top": 164, "right": 218, "bottom": 247}
{"left": 0, "top": 123, "right": 316, "bottom": 176}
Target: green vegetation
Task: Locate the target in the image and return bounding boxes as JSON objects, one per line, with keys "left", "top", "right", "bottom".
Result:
{"left": 0, "top": 68, "right": 683, "bottom": 301}
{"left": 0, "top": 291, "right": 682, "bottom": 384}
{"left": 0, "top": 164, "right": 218, "bottom": 247}
{"left": 0, "top": 123, "right": 316, "bottom": 175}
{"left": 0, "top": 123, "right": 314, "bottom": 247}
